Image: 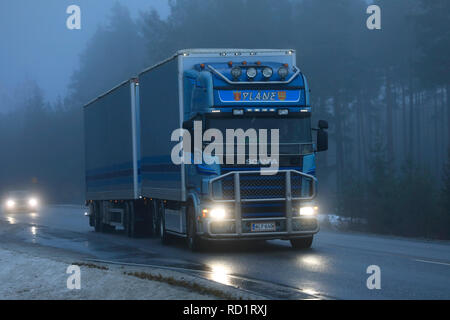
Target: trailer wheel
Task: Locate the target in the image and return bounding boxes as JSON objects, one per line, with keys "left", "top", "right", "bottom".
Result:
{"left": 290, "top": 236, "right": 313, "bottom": 249}
{"left": 187, "top": 204, "right": 203, "bottom": 251}
{"left": 151, "top": 200, "right": 161, "bottom": 237}
{"left": 93, "top": 201, "right": 103, "bottom": 232}
{"left": 124, "top": 201, "right": 136, "bottom": 238}
{"left": 159, "top": 202, "right": 170, "bottom": 244}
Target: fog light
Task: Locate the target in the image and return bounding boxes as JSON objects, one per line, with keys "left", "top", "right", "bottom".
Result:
{"left": 210, "top": 207, "right": 226, "bottom": 220}
{"left": 299, "top": 206, "right": 315, "bottom": 217}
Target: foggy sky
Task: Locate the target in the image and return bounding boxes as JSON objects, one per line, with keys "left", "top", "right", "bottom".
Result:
{"left": 0, "top": 0, "right": 169, "bottom": 107}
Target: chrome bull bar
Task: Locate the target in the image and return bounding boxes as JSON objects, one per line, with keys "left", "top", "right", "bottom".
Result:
{"left": 208, "top": 170, "right": 317, "bottom": 236}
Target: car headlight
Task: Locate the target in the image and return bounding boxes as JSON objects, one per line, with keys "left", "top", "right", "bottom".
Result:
{"left": 278, "top": 66, "right": 289, "bottom": 79}
{"left": 6, "top": 199, "right": 15, "bottom": 208}
{"left": 230, "top": 66, "right": 242, "bottom": 79}
{"left": 209, "top": 207, "right": 226, "bottom": 220}
{"left": 246, "top": 67, "right": 257, "bottom": 79}
{"left": 28, "top": 198, "right": 38, "bottom": 207}
{"left": 262, "top": 67, "right": 273, "bottom": 79}
{"left": 299, "top": 206, "right": 315, "bottom": 217}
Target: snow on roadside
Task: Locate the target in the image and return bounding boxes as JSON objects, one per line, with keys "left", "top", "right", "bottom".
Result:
{"left": 0, "top": 247, "right": 215, "bottom": 300}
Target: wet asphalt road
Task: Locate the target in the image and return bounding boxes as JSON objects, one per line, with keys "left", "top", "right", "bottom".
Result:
{"left": 1, "top": 205, "right": 449, "bottom": 299}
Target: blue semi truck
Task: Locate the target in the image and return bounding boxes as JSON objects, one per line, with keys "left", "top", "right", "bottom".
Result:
{"left": 83, "top": 49, "right": 328, "bottom": 250}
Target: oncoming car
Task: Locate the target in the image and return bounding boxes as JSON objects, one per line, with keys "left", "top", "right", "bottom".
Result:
{"left": 3, "top": 191, "right": 40, "bottom": 212}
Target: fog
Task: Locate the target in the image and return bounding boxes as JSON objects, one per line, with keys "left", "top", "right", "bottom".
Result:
{"left": 0, "top": 0, "right": 449, "bottom": 239}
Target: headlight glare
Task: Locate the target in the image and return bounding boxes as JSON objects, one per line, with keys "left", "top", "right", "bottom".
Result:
{"left": 29, "top": 198, "right": 38, "bottom": 207}
{"left": 209, "top": 207, "right": 226, "bottom": 220}
{"left": 6, "top": 199, "right": 15, "bottom": 208}
{"left": 299, "top": 206, "right": 315, "bottom": 217}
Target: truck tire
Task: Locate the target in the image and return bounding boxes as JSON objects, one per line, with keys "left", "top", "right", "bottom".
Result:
{"left": 151, "top": 200, "right": 161, "bottom": 238}
{"left": 290, "top": 236, "right": 313, "bottom": 249}
{"left": 159, "top": 202, "right": 171, "bottom": 244}
{"left": 93, "top": 201, "right": 103, "bottom": 232}
{"left": 124, "top": 201, "right": 136, "bottom": 238}
{"left": 187, "top": 204, "right": 203, "bottom": 251}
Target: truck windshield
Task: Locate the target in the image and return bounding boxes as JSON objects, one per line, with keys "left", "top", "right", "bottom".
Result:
{"left": 207, "top": 116, "right": 312, "bottom": 144}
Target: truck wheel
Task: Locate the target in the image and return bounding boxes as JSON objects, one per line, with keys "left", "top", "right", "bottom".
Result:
{"left": 152, "top": 200, "right": 161, "bottom": 237}
{"left": 125, "top": 202, "right": 135, "bottom": 238}
{"left": 290, "top": 236, "right": 313, "bottom": 249}
{"left": 187, "top": 205, "right": 203, "bottom": 251}
{"left": 93, "top": 202, "right": 102, "bottom": 232}
{"left": 159, "top": 204, "right": 171, "bottom": 244}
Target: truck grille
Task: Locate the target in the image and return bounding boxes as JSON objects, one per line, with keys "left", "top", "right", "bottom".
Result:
{"left": 219, "top": 172, "right": 303, "bottom": 200}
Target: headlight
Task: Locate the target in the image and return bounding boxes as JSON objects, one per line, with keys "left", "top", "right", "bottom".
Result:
{"left": 28, "top": 198, "right": 38, "bottom": 207}
{"left": 299, "top": 206, "right": 315, "bottom": 217}
{"left": 246, "top": 67, "right": 257, "bottom": 79}
{"left": 278, "top": 66, "right": 289, "bottom": 79}
{"left": 209, "top": 207, "right": 226, "bottom": 220}
{"left": 6, "top": 199, "right": 15, "bottom": 208}
{"left": 230, "top": 66, "right": 242, "bottom": 79}
{"left": 262, "top": 67, "right": 273, "bottom": 79}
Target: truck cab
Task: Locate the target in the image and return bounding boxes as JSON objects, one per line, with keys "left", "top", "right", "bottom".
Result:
{"left": 177, "top": 49, "right": 328, "bottom": 250}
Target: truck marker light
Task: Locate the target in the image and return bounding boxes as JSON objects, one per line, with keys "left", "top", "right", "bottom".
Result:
{"left": 242, "top": 61, "right": 247, "bottom": 65}
{"left": 228, "top": 61, "right": 233, "bottom": 67}
{"left": 200, "top": 63, "right": 205, "bottom": 69}
{"left": 256, "top": 61, "right": 261, "bottom": 65}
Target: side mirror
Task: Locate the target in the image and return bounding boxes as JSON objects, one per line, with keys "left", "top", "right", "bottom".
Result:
{"left": 316, "top": 120, "right": 328, "bottom": 152}
{"left": 317, "top": 129, "right": 328, "bottom": 152}
{"left": 318, "top": 120, "right": 328, "bottom": 130}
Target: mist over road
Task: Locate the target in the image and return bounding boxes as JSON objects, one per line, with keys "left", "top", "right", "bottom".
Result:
{"left": 1, "top": 205, "right": 449, "bottom": 300}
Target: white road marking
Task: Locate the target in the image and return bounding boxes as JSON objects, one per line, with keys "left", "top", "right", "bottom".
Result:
{"left": 414, "top": 259, "right": 450, "bottom": 267}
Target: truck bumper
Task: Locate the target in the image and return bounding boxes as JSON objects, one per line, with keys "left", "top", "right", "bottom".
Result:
{"left": 199, "top": 216, "right": 319, "bottom": 240}
{"left": 201, "top": 169, "right": 319, "bottom": 240}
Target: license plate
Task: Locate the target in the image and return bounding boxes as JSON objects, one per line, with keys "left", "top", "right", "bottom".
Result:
{"left": 251, "top": 222, "right": 276, "bottom": 232}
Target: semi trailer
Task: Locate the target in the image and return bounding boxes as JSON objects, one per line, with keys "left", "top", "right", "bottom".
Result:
{"left": 83, "top": 49, "right": 328, "bottom": 250}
